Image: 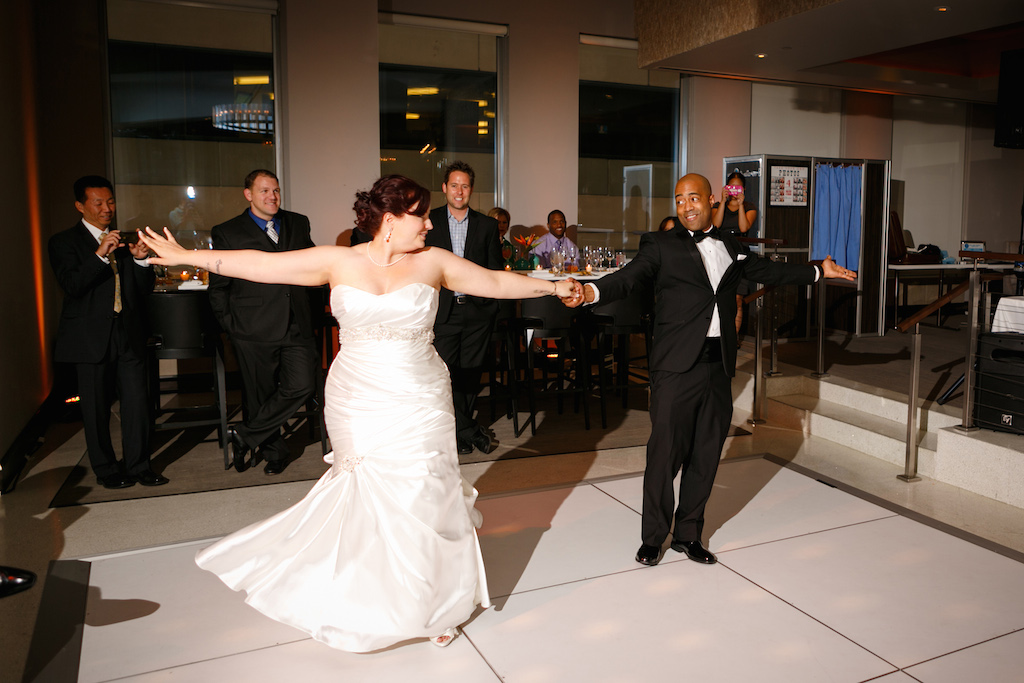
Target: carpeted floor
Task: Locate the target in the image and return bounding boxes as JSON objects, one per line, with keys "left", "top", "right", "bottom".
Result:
{"left": 48, "top": 386, "right": 751, "bottom": 507}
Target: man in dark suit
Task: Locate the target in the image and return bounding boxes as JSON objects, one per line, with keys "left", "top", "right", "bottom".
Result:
{"left": 429, "top": 162, "right": 504, "bottom": 454}
{"left": 209, "top": 169, "right": 316, "bottom": 475}
{"left": 570, "top": 173, "right": 855, "bottom": 566}
{"left": 49, "top": 175, "right": 166, "bottom": 489}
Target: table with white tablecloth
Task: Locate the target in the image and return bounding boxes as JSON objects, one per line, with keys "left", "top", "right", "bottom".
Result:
{"left": 992, "top": 296, "right": 1024, "bottom": 334}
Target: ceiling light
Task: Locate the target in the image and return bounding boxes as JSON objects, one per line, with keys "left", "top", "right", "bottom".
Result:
{"left": 477, "top": 120, "right": 488, "bottom": 127}
{"left": 755, "top": 53, "right": 767, "bottom": 59}
{"left": 477, "top": 128, "right": 488, "bottom": 135}
{"left": 405, "top": 113, "right": 420, "bottom": 119}
{"left": 934, "top": 5, "right": 949, "bottom": 11}
{"left": 478, "top": 100, "right": 488, "bottom": 107}
{"left": 407, "top": 87, "right": 439, "bottom": 96}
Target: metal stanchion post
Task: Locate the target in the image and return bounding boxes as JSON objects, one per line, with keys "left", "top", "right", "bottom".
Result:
{"left": 811, "top": 276, "right": 830, "bottom": 379}
{"left": 767, "top": 254, "right": 784, "bottom": 377}
{"left": 898, "top": 322, "right": 922, "bottom": 482}
{"left": 748, "top": 289, "right": 766, "bottom": 425}
{"left": 957, "top": 267, "right": 982, "bottom": 432}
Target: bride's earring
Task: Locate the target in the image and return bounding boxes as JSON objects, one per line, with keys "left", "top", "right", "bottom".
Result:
{"left": 386, "top": 230, "right": 392, "bottom": 243}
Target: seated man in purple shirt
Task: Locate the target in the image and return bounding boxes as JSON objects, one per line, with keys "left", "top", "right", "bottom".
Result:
{"left": 535, "top": 210, "right": 579, "bottom": 268}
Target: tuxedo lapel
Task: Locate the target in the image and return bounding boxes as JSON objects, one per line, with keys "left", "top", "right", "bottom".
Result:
{"left": 677, "top": 231, "right": 714, "bottom": 290}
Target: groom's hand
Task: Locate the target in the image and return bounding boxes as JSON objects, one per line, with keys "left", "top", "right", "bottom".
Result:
{"left": 820, "top": 255, "right": 856, "bottom": 281}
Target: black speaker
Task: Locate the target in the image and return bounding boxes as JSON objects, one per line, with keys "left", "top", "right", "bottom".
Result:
{"left": 974, "top": 333, "right": 1024, "bottom": 434}
{"left": 995, "top": 48, "right": 1024, "bottom": 149}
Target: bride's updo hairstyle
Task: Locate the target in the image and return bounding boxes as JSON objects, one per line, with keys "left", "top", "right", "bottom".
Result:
{"left": 353, "top": 175, "right": 431, "bottom": 237}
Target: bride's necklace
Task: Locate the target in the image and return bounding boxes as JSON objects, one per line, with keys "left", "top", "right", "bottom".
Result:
{"left": 367, "top": 243, "right": 407, "bottom": 268}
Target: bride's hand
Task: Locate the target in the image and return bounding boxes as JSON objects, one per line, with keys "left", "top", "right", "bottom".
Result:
{"left": 139, "top": 227, "right": 192, "bottom": 267}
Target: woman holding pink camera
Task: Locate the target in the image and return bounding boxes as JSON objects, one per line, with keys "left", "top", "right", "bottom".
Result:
{"left": 712, "top": 172, "right": 758, "bottom": 237}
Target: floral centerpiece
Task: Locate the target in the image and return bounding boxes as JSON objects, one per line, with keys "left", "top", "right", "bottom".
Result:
{"left": 512, "top": 233, "right": 541, "bottom": 270}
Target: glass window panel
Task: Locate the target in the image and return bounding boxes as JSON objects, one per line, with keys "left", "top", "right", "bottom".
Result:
{"left": 106, "top": 0, "right": 276, "bottom": 251}
{"left": 578, "top": 43, "right": 679, "bottom": 254}
{"left": 379, "top": 23, "right": 498, "bottom": 212}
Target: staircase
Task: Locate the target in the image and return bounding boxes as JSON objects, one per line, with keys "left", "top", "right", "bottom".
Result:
{"left": 731, "top": 361, "right": 1024, "bottom": 509}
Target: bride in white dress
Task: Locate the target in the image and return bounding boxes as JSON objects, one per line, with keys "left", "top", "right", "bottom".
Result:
{"left": 139, "top": 175, "right": 581, "bottom": 652}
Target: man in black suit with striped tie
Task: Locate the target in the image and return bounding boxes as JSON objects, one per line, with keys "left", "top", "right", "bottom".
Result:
{"left": 209, "top": 170, "right": 317, "bottom": 475}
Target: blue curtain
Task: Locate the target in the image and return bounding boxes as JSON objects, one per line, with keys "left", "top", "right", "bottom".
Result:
{"left": 812, "top": 164, "right": 862, "bottom": 269}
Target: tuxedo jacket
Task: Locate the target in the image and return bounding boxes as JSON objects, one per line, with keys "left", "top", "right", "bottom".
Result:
{"left": 208, "top": 209, "right": 316, "bottom": 343}
{"left": 426, "top": 206, "right": 503, "bottom": 323}
{"left": 49, "top": 221, "right": 156, "bottom": 364}
{"left": 595, "top": 226, "right": 817, "bottom": 376}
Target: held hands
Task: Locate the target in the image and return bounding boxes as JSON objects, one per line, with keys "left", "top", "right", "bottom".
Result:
{"left": 553, "top": 278, "right": 583, "bottom": 303}
{"left": 138, "top": 227, "right": 191, "bottom": 267}
{"left": 559, "top": 279, "right": 593, "bottom": 308}
{"left": 820, "top": 255, "right": 857, "bottom": 281}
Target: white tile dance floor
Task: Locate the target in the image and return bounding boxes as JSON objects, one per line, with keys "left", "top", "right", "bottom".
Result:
{"left": 73, "top": 456, "right": 1024, "bottom": 682}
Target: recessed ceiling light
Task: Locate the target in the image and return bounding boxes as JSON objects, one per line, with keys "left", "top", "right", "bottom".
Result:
{"left": 934, "top": 5, "right": 949, "bottom": 11}
{"left": 755, "top": 53, "right": 767, "bottom": 59}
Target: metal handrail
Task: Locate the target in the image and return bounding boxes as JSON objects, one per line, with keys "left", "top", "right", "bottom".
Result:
{"left": 891, "top": 270, "right": 1002, "bottom": 481}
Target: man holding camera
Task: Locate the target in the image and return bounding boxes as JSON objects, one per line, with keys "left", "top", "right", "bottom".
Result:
{"left": 49, "top": 175, "right": 166, "bottom": 489}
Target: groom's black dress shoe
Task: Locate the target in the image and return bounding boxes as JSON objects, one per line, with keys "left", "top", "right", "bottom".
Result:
{"left": 457, "top": 441, "right": 473, "bottom": 455}
{"left": 98, "top": 473, "right": 135, "bottom": 489}
{"left": 134, "top": 469, "right": 169, "bottom": 487}
{"left": 227, "top": 427, "right": 250, "bottom": 472}
{"left": 0, "top": 566, "right": 36, "bottom": 598}
{"left": 671, "top": 540, "right": 717, "bottom": 564}
{"left": 635, "top": 544, "right": 662, "bottom": 566}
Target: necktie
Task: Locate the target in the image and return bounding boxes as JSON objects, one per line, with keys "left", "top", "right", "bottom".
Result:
{"left": 266, "top": 220, "right": 279, "bottom": 244}
{"left": 100, "top": 231, "right": 122, "bottom": 313}
{"left": 691, "top": 227, "right": 721, "bottom": 243}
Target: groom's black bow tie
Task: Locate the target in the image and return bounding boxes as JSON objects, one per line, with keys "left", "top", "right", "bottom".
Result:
{"left": 691, "top": 227, "right": 721, "bottom": 243}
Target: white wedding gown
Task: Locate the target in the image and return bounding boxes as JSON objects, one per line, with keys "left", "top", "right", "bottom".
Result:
{"left": 196, "top": 283, "right": 491, "bottom": 652}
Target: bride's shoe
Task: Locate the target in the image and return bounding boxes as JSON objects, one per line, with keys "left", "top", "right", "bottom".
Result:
{"left": 431, "top": 627, "right": 460, "bottom": 648}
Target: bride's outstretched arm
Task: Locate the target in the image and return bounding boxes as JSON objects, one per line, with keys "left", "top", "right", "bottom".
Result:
{"left": 436, "top": 249, "right": 581, "bottom": 301}
{"left": 139, "top": 227, "right": 341, "bottom": 287}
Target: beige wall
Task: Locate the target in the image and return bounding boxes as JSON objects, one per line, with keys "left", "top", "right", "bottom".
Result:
{"left": 964, "top": 104, "right": 1024, "bottom": 253}
{"left": 685, "top": 76, "right": 753, "bottom": 183}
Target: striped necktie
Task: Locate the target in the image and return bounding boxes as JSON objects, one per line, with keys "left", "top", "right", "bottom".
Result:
{"left": 100, "top": 231, "right": 122, "bottom": 313}
{"left": 266, "top": 219, "right": 279, "bottom": 244}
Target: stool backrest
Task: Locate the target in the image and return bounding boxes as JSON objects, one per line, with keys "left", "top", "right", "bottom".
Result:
{"left": 148, "top": 292, "right": 218, "bottom": 356}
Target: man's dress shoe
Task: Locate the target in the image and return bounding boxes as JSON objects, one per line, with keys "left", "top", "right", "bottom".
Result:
{"left": 134, "top": 469, "right": 169, "bottom": 487}
{"left": 457, "top": 441, "right": 473, "bottom": 456}
{"left": 227, "top": 427, "right": 250, "bottom": 472}
{"left": 264, "top": 459, "right": 287, "bottom": 475}
{"left": 635, "top": 543, "right": 662, "bottom": 566}
{"left": 470, "top": 430, "right": 496, "bottom": 454}
{"left": 98, "top": 473, "right": 135, "bottom": 489}
{"left": 671, "top": 540, "right": 717, "bottom": 564}
{"left": 0, "top": 566, "right": 36, "bottom": 598}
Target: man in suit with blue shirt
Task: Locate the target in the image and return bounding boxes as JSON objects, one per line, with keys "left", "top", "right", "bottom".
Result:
{"left": 568, "top": 173, "right": 856, "bottom": 566}
{"left": 49, "top": 175, "right": 165, "bottom": 489}
{"left": 428, "top": 162, "right": 503, "bottom": 454}
{"left": 209, "top": 169, "right": 317, "bottom": 475}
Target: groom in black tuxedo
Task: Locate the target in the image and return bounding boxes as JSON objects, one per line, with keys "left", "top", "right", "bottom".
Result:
{"left": 569, "top": 173, "right": 855, "bottom": 566}
{"left": 209, "top": 169, "right": 317, "bottom": 475}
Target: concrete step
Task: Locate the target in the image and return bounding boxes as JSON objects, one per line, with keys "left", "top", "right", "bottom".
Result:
{"left": 768, "top": 392, "right": 937, "bottom": 468}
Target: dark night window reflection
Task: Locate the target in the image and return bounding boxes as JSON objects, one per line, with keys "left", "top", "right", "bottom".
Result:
{"left": 108, "top": 41, "right": 274, "bottom": 142}
{"left": 579, "top": 81, "right": 677, "bottom": 161}
{"left": 379, "top": 64, "right": 497, "bottom": 153}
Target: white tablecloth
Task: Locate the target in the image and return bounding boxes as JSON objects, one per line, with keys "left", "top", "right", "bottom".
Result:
{"left": 992, "top": 296, "right": 1024, "bottom": 334}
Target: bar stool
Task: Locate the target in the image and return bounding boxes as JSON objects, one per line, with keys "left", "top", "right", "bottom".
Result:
{"left": 147, "top": 291, "right": 233, "bottom": 468}
{"left": 587, "top": 287, "right": 653, "bottom": 427}
{"left": 517, "top": 296, "right": 592, "bottom": 430}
